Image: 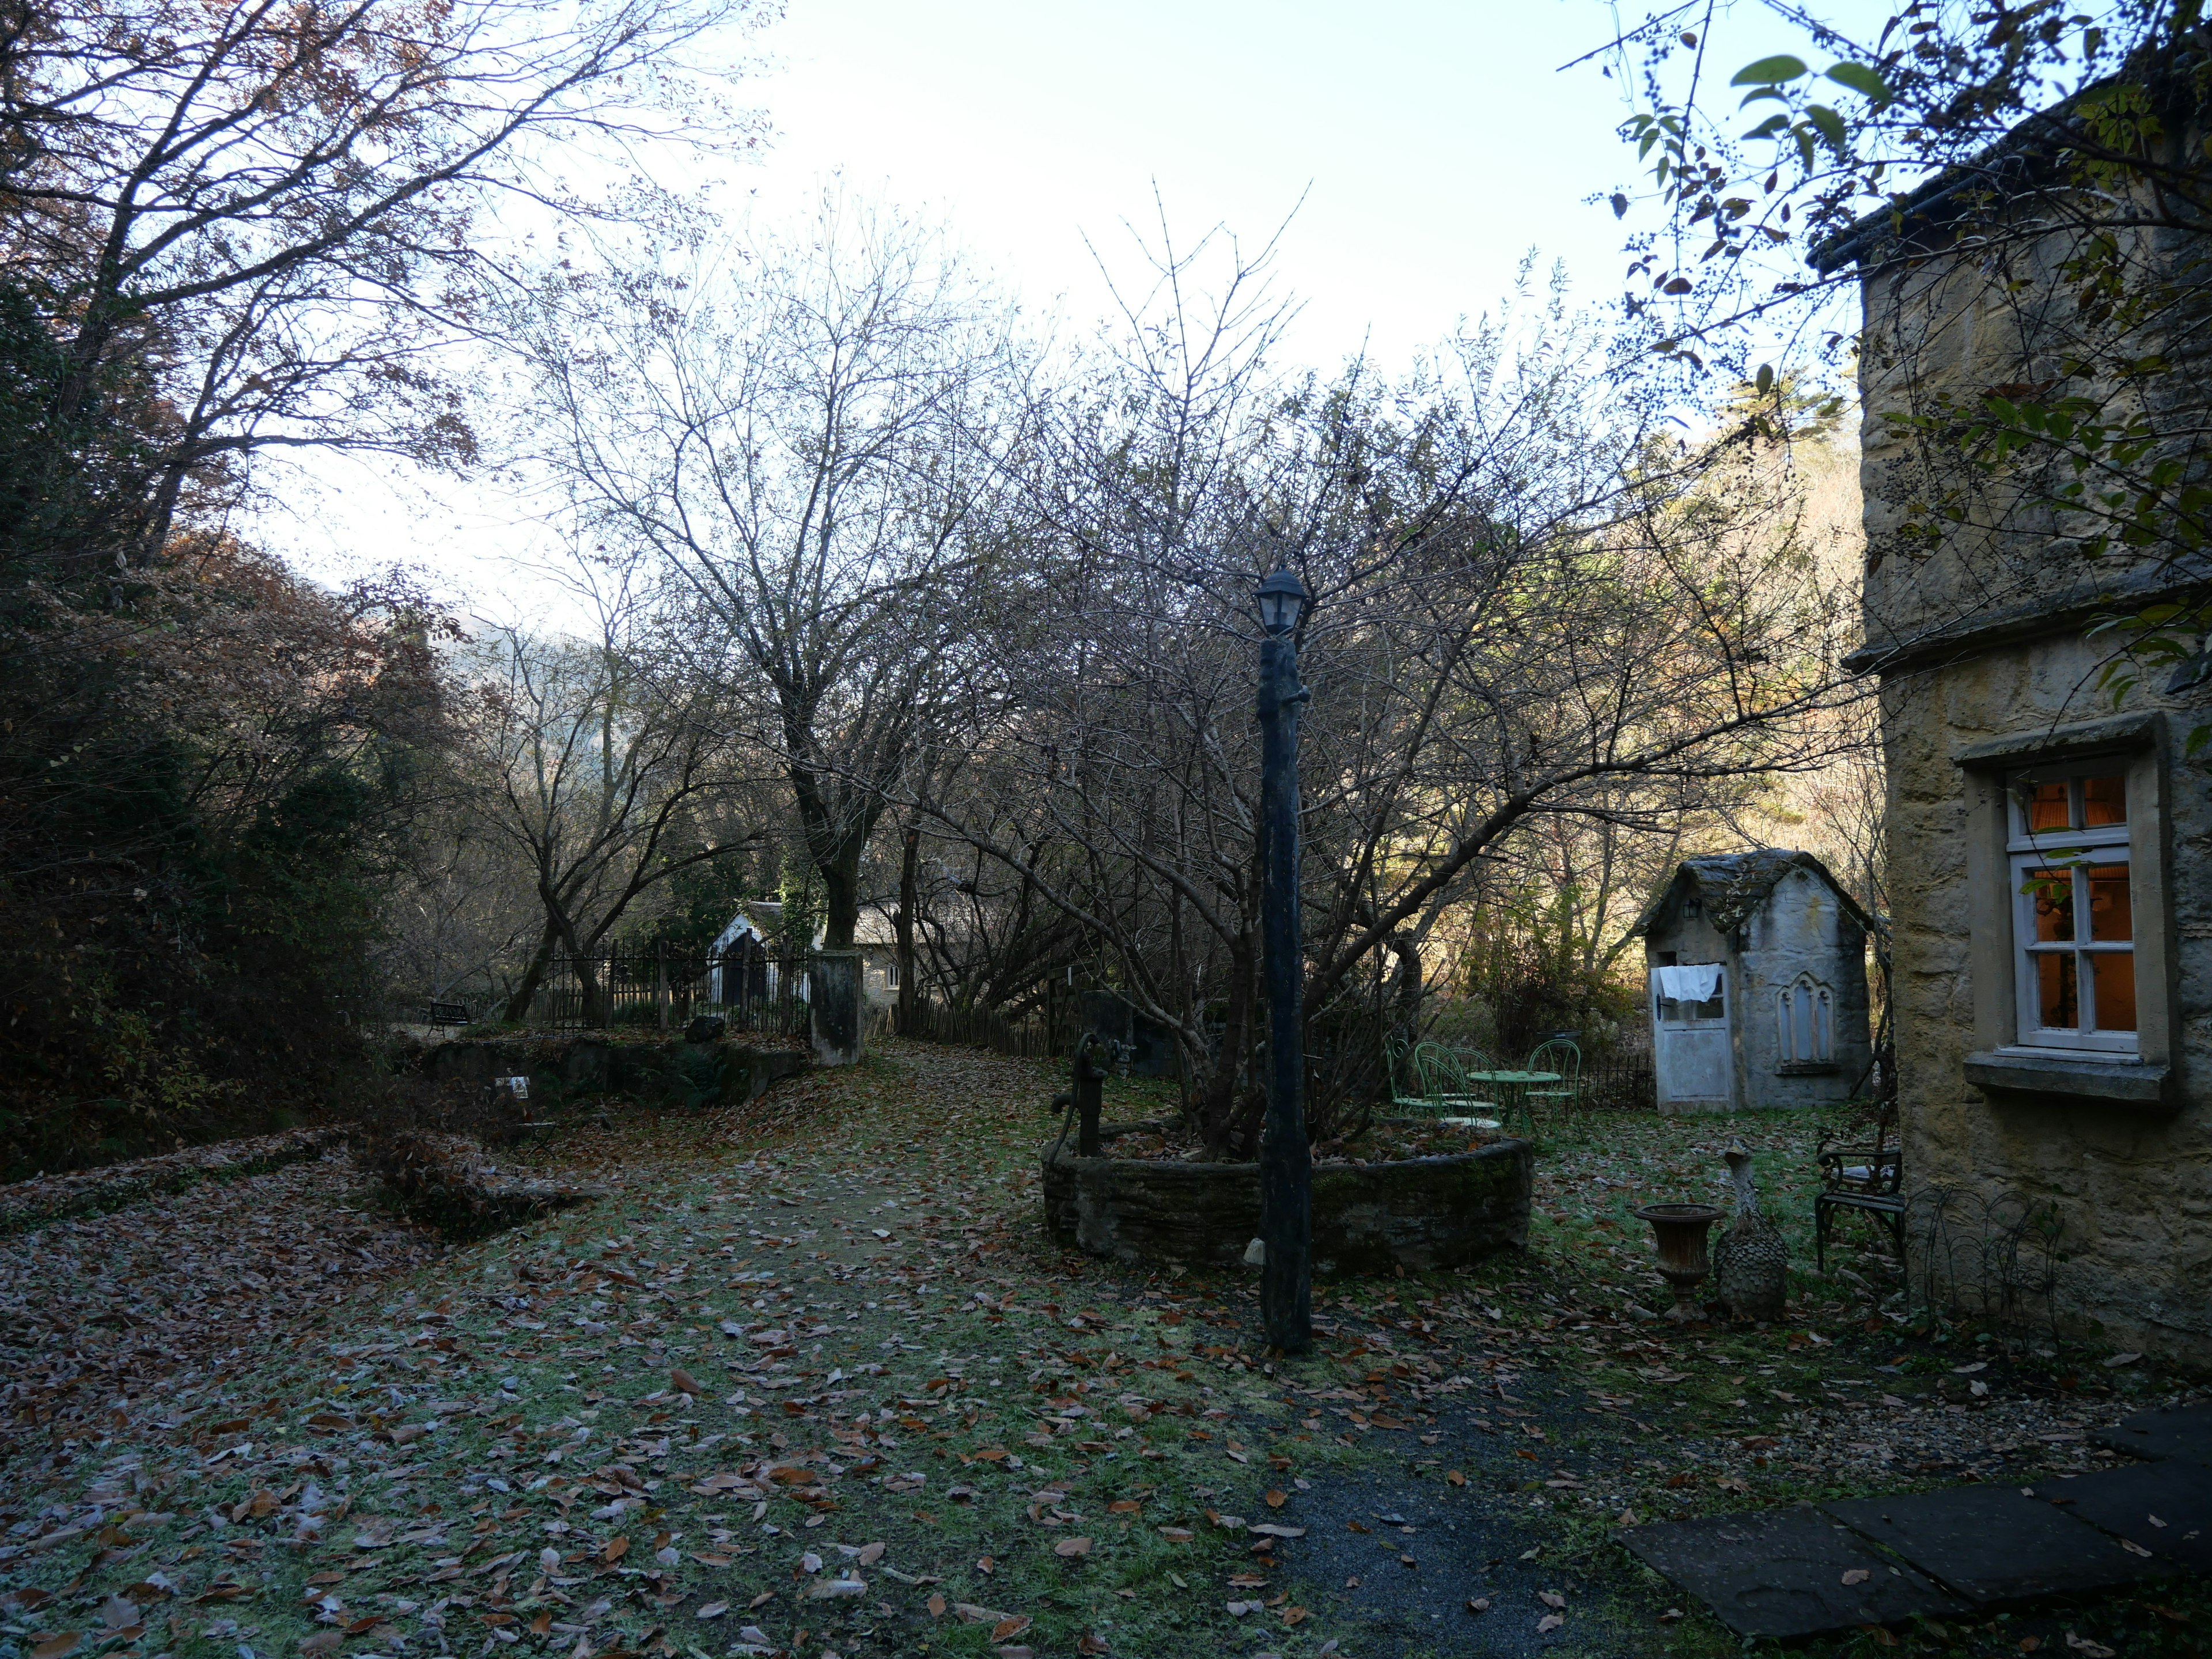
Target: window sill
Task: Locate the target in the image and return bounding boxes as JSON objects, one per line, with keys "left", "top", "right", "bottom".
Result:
{"left": 1964, "top": 1049, "right": 2172, "bottom": 1111}
{"left": 1776, "top": 1061, "right": 1840, "bottom": 1076}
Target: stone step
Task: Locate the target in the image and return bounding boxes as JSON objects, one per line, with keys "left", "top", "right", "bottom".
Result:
{"left": 1623, "top": 1505, "right": 1967, "bottom": 1641}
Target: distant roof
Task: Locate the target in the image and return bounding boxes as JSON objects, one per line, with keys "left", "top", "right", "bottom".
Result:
{"left": 1630, "top": 850, "right": 1875, "bottom": 938}
{"left": 711, "top": 901, "right": 784, "bottom": 953}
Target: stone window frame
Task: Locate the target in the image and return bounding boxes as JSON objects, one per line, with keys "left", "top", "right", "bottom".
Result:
{"left": 1955, "top": 711, "right": 2175, "bottom": 1111}
{"left": 1776, "top": 973, "right": 1836, "bottom": 1071}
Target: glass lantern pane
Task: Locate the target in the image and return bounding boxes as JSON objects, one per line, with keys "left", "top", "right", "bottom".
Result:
{"left": 2025, "top": 781, "right": 2071, "bottom": 831}
{"left": 2089, "top": 952, "right": 2137, "bottom": 1032}
{"left": 2082, "top": 775, "right": 2127, "bottom": 826}
{"left": 2036, "top": 952, "right": 2080, "bottom": 1030}
{"left": 2086, "top": 864, "right": 2133, "bottom": 942}
{"left": 2026, "top": 869, "right": 2076, "bottom": 942}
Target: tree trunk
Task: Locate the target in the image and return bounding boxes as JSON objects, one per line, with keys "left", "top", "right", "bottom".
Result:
{"left": 895, "top": 821, "right": 919, "bottom": 1031}
{"left": 1201, "top": 921, "right": 1257, "bottom": 1155}
{"left": 502, "top": 920, "right": 560, "bottom": 1024}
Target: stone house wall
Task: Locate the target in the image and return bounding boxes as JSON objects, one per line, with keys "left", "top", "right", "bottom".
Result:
{"left": 1846, "top": 203, "right": 2212, "bottom": 1361}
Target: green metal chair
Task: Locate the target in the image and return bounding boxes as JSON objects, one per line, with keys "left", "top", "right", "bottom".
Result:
{"left": 1522, "top": 1037, "right": 1584, "bottom": 1127}
{"left": 1415, "top": 1042, "right": 1499, "bottom": 1124}
{"left": 1382, "top": 1035, "right": 1430, "bottom": 1116}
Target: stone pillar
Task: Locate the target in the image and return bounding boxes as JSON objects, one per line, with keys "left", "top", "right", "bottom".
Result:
{"left": 809, "top": 950, "right": 863, "bottom": 1066}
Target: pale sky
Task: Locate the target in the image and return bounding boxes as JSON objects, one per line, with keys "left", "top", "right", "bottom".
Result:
{"left": 270, "top": 0, "right": 1817, "bottom": 618}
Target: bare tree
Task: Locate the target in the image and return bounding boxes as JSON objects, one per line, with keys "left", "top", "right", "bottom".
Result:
{"left": 912, "top": 240, "right": 1864, "bottom": 1148}
{"left": 463, "top": 611, "right": 766, "bottom": 1025}
{"left": 518, "top": 195, "right": 1030, "bottom": 946}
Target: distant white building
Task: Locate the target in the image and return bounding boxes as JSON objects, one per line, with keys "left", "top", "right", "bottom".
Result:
{"left": 709, "top": 902, "right": 791, "bottom": 1006}
{"left": 1631, "top": 850, "right": 1876, "bottom": 1115}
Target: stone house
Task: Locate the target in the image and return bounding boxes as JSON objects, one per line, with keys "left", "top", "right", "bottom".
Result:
{"left": 1631, "top": 851, "right": 1876, "bottom": 1115}
{"left": 1816, "top": 116, "right": 2212, "bottom": 1359}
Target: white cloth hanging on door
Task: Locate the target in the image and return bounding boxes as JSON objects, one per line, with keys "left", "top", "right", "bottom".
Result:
{"left": 1654, "top": 963, "right": 1724, "bottom": 1003}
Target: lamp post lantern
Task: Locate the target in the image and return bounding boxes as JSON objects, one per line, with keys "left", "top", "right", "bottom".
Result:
{"left": 1255, "top": 563, "right": 1312, "bottom": 1355}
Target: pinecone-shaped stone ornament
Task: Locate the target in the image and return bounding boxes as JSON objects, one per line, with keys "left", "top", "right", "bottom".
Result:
{"left": 1710, "top": 1141, "right": 1788, "bottom": 1321}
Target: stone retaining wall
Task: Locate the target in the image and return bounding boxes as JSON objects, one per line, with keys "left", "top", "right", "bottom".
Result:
{"left": 420, "top": 1036, "right": 806, "bottom": 1110}
{"left": 1041, "top": 1140, "right": 1531, "bottom": 1274}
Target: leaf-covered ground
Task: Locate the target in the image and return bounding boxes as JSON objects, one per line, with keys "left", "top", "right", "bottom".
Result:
{"left": 0, "top": 1043, "right": 2204, "bottom": 1659}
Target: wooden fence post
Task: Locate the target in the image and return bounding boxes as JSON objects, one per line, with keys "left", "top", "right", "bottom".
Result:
{"left": 657, "top": 942, "right": 669, "bottom": 1031}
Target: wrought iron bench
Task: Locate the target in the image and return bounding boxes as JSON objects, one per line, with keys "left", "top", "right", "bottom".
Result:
{"left": 1815, "top": 1134, "right": 1904, "bottom": 1271}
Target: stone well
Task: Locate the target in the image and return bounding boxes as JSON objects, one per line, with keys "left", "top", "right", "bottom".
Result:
{"left": 1041, "top": 1138, "right": 1532, "bottom": 1274}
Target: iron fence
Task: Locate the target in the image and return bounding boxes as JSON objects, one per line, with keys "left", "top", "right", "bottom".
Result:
{"left": 529, "top": 944, "right": 810, "bottom": 1038}
{"left": 885, "top": 995, "right": 1083, "bottom": 1060}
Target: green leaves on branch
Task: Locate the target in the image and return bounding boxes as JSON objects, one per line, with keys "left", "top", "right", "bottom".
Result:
{"left": 1732, "top": 55, "right": 1891, "bottom": 105}
{"left": 1732, "top": 55, "right": 1810, "bottom": 89}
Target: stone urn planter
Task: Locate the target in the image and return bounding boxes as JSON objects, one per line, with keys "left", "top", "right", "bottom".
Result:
{"left": 1633, "top": 1202, "right": 1724, "bottom": 1321}
{"left": 1042, "top": 1137, "right": 1532, "bottom": 1275}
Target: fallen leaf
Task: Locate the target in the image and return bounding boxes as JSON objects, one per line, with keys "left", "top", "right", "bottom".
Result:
{"left": 1446, "top": 1469, "right": 1465, "bottom": 1486}
{"left": 1467, "top": 1597, "right": 1491, "bottom": 1613}
{"left": 1156, "top": 1527, "right": 1192, "bottom": 1543}
{"left": 31, "top": 1636, "right": 82, "bottom": 1659}
{"left": 1248, "top": 1524, "right": 1305, "bottom": 1539}
{"left": 1538, "top": 1590, "right": 1566, "bottom": 1610}
{"left": 857, "top": 1540, "right": 885, "bottom": 1565}
{"left": 926, "top": 1594, "right": 946, "bottom": 1618}
{"left": 1054, "top": 1536, "right": 1093, "bottom": 1558}
{"left": 694, "top": 1603, "right": 727, "bottom": 1621}
{"left": 991, "top": 1615, "right": 1033, "bottom": 1641}
{"left": 601, "top": 1537, "right": 628, "bottom": 1564}
{"left": 1842, "top": 1569, "right": 1870, "bottom": 1586}
{"left": 1263, "top": 1489, "right": 1286, "bottom": 1508}
{"left": 1078, "top": 1633, "right": 1109, "bottom": 1655}
{"left": 670, "top": 1368, "right": 702, "bottom": 1396}
{"left": 746, "top": 1592, "right": 775, "bottom": 1610}
{"left": 1537, "top": 1613, "right": 1564, "bottom": 1633}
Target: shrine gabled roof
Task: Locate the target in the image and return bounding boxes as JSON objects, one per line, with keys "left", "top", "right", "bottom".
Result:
{"left": 1628, "top": 849, "right": 1875, "bottom": 940}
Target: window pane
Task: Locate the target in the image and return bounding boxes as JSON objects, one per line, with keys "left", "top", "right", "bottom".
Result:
{"left": 2026, "top": 869, "right": 2077, "bottom": 942}
{"left": 2087, "top": 863, "right": 2133, "bottom": 942}
{"left": 2089, "top": 952, "right": 2137, "bottom": 1032}
{"left": 2082, "top": 774, "right": 2127, "bottom": 827}
{"left": 2024, "top": 781, "right": 2071, "bottom": 831}
{"left": 2036, "top": 952, "right": 2079, "bottom": 1030}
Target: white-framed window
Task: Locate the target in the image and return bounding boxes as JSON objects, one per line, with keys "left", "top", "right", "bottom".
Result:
{"left": 2007, "top": 762, "right": 2136, "bottom": 1054}
{"left": 886, "top": 959, "right": 900, "bottom": 988}
{"left": 1777, "top": 974, "right": 1834, "bottom": 1065}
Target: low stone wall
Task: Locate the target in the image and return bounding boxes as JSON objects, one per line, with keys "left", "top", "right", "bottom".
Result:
{"left": 1041, "top": 1140, "right": 1532, "bottom": 1274}
{"left": 419, "top": 1036, "right": 806, "bottom": 1109}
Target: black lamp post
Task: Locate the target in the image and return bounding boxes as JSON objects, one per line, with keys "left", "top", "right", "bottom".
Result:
{"left": 1255, "top": 563, "right": 1312, "bottom": 1356}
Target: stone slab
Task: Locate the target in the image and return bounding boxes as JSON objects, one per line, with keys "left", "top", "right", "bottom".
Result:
{"left": 1622, "top": 1505, "right": 1968, "bottom": 1641}
{"left": 1823, "top": 1484, "right": 2172, "bottom": 1607}
{"left": 2092, "top": 1406, "right": 2212, "bottom": 1468}
{"left": 2031, "top": 1460, "right": 2212, "bottom": 1571}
